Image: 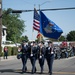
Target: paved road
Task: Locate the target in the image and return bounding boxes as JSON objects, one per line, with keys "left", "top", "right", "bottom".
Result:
{"left": 0, "top": 56, "right": 75, "bottom": 75}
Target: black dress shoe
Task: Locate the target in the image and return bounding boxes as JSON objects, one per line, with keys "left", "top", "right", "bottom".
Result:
{"left": 21, "top": 70, "right": 26, "bottom": 73}
{"left": 34, "top": 68, "right": 37, "bottom": 73}
{"left": 21, "top": 71, "right": 24, "bottom": 74}
{"left": 34, "top": 71, "right": 36, "bottom": 73}
{"left": 49, "top": 73, "right": 52, "bottom": 75}
{"left": 25, "top": 67, "right": 27, "bottom": 71}
{"left": 31, "top": 70, "right": 35, "bottom": 74}
{"left": 31, "top": 72, "right": 34, "bottom": 74}
{"left": 48, "top": 71, "right": 52, "bottom": 75}
{"left": 40, "top": 71, "right": 43, "bottom": 74}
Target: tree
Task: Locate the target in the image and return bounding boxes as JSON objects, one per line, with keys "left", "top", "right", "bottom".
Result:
{"left": 59, "top": 35, "right": 65, "bottom": 41}
{"left": 20, "top": 35, "right": 29, "bottom": 43}
{"left": 67, "top": 31, "right": 75, "bottom": 41}
{"left": 2, "top": 8, "right": 26, "bottom": 42}
{"left": 24, "top": 35, "right": 29, "bottom": 42}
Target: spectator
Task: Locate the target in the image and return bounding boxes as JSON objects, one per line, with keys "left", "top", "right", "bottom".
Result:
{"left": 72, "top": 46, "right": 75, "bottom": 55}
{"left": 4, "top": 46, "right": 8, "bottom": 59}
{"left": 57, "top": 48, "right": 61, "bottom": 59}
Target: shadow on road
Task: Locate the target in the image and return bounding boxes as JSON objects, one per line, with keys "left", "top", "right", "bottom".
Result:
{"left": 0, "top": 69, "right": 15, "bottom": 73}
{"left": 0, "top": 69, "right": 49, "bottom": 75}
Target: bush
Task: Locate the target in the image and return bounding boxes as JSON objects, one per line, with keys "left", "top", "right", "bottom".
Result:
{"left": 12, "top": 47, "right": 18, "bottom": 55}
{"left": 1, "top": 46, "right": 18, "bottom": 56}
{"left": 1, "top": 52, "right": 4, "bottom": 56}
{"left": 7, "top": 46, "right": 12, "bottom": 56}
{"left": 0, "top": 47, "right": 2, "bottom": 56}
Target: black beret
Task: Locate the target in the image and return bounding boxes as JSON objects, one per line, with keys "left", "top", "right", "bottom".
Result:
{"left": 22, "top": 40, "right": 26, "bottom": 43}
{"left": 33, "top": 41, "right": 36, "bottom": 43}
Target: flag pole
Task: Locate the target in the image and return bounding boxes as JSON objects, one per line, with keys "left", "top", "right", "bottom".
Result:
{"left": 32, "top": 5, "right": 36, "bottom": 42}
{"left": 39, "top": 4, "right": 42, "bottom": 42}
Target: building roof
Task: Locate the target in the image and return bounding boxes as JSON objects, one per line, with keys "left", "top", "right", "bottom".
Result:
{"left": 2, "top": 25, "right": 7, "bottom": 29}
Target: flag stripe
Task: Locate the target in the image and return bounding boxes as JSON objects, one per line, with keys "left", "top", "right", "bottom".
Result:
{"left": 33, "top": 19, "right": 40, "bottom": 25}
{"left": 33, "top": 24, "right": 40, "bottom": 28}
{"left": 33, "top": 25, "right": 40, "bottom": 29}
{"left": 33, "top": 21, "right": 40, "bottom": 27}
{"left": 33, "top": 8, "right": 40, "bottom": 31}
{"left": 33, "top": 26, "right": 40, "bottom": 31}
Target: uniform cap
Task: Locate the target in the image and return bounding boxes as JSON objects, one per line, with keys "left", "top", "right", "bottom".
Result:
{"left": 22, "top": 40, "right": 27, "bottom": 43}
{"left": 33, "top": 41, "right": 36, "bottom": 44}
{"left": 48, "top": 41, "right": 52, "bottom": 44}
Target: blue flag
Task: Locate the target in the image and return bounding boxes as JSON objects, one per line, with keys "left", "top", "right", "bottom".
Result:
{"left": 40, "top": 11, "right": 63, "bottom": 39}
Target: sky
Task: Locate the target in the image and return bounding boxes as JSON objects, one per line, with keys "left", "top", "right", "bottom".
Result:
{"left": 2, "top": 0, "right": 75, "bottom": 40}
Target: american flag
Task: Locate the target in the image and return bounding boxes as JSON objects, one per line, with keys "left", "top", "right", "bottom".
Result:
{"left": 33, "top": 8, "right": 40, "bottom": 31}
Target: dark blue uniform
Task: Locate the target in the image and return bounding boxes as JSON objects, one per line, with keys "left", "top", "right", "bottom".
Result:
{"left": 38, "top": 45, "right": 46, "bottom": 73}
{"left": 30, "top": 45, "right": 38, "bottom": 74}
{"left": 21, "top": 43, "right": 28, "bottom": 73}
{"left": 46, "top": 42, "right": 54, "bottom": 75}
{"left": 27, "top": 42, "right": 31, "bottom": 58}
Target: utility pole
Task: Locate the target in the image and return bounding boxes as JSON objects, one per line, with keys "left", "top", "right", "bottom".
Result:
{"left": 0, "top": 0, "right": 2, "bottom": 58}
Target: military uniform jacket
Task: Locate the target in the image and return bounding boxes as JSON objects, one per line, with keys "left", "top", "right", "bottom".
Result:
{"left": 31, "top": 46, "right": 38, "bottom": 58}
{"left": 46, "top": 46, "right": 54, "bottom": 57}
{"left": 27, "top": 44, "right": 31, "bottom": 58}
{"left": 21, "top": 44, "right": 28, "bottom": 55}
{"left": 37, "top": 46, "right": 46, "bottom": 59}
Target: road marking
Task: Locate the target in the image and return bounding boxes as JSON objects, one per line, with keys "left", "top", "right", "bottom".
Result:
{"left": 53, "top": 72, "right": 75, "bottom": 74}
{"left": 15, "top": 69, "right": 75, "bottom": 74}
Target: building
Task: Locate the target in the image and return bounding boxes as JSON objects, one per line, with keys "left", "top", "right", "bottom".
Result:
{"left": 2, "top": 25, "right": 7, "bottom": 44}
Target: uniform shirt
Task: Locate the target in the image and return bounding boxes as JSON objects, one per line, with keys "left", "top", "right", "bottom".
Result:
{"left": 27, "top": 44, "right": 31, "bottom": 57}
{"left": 37, "top": 46, "right": 46, "bottom": 58}
{"left": 46, "top": 46, "right": 54, "bottom": 55}
{"left": 31, "top": 45, "right": 38, "bottom": 57}
{"left": 21, "top": 44, "right": 28, "bottom": 54}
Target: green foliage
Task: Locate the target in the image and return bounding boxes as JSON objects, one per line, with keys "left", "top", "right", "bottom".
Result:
{"left": 24, "top": 35, "right": 29, "bottom": 42}
{"left": 59, "top": 35, "right": 65, "bottom": 41}
{"left": 35, "top": 39, "right": 39, "bottom": 43}
{"left": 20, "top": 35, "right": 29, "bottom": 43}
{"left": 7, "top": 46, "right": 12, "bottom": 56}
{"left": 2, "top": 8, "right": 26, "bottom": 43}
{"left": 0, "top": 47, "right": 2, "bottom": 56}
{"left": 1, "top": 52, "right": 4, "bottom": 56}
{"left": 67, "top": 31, "right": 75, "bottom": 41}
{"left": 11, "top": 47, "right": 18, "bottom": 55}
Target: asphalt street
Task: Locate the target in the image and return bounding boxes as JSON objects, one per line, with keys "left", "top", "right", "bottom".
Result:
{"left": 0, "top": 56, "right": 75, "bottom": 75}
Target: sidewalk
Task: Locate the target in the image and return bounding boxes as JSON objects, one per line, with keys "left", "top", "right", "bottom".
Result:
{"left": 0, "top": 55, "right": 17, "bottom": 61}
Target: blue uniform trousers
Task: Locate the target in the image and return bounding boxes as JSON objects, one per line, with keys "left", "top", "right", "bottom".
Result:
{"left": 21, "top": 54, "right": 27, "bottom": 72}
{"left": 46, "top": 54, "right": 54, "bottom": 74}
{"left": 38, "top": 56, "right": 45, "bottom": 73}
{"left": 30, "top": 56, "right": 37, "bottom": 73}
